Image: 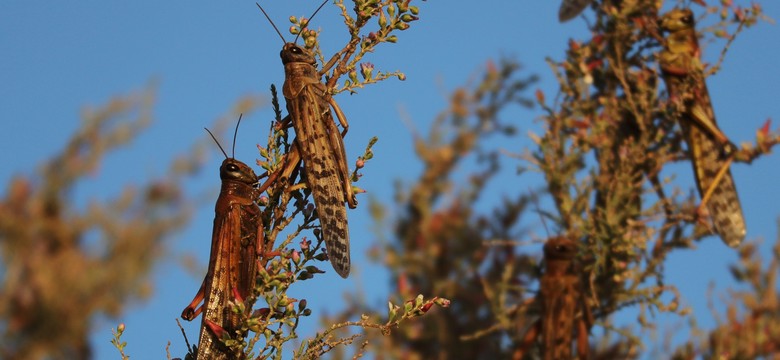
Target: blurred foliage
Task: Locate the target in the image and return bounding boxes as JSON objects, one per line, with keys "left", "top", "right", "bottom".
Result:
{"left": 671, "top": 235, "right": 780, "bottom": 358}
{"left": 0, "top": 88, "right": 208, "bottom": 359}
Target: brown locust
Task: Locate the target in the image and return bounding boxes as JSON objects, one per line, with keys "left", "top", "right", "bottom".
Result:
{"left": 659, "top": 8, "right": 746, "bottom": 247}
{"left": 181, "top": 117, "right": 263, "bottom": 359}
{"left": 559, "top": 0, "right": 593, "bottom": 22}
{"left": 257, "top": 2, "right": 357, "bottom": 278}
{"left": 519, "top": 237, "right": 591, "bottom": 360}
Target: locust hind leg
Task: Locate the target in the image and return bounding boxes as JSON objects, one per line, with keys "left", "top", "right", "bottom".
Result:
{"left": 698, "top": 156, "right": 733, "bottom": 211}
{"left": 689, "top": 130, "right": 746, "bottom": 246}
{"left": 689, "top": 102, "right": 737, "bottom": 156}
{"left": 181, "top": 279, "right": 206, "bottom": 321}
{"left": 257, "top": 113, "right": 303, "bottom": 195}
{"left": 328, "top": 97, "right": 357, "bottom": 209}
{"left": 257, "top": 144, "right": 301, "bottom": 195}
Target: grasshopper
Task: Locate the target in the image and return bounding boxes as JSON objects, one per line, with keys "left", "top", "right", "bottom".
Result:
{"left": 558, "top": 0, "right": 593, "bottom": 22}
{"left": 659, "top": 8, "right": 746, "bottom": 247}
{"left": 181, "top": 117, "right": 263, "bottom": 359}
{"left": 518, "top": 237, "right": 591, "bottom": 360}
{"left": 257, "top": 2, "right": 357, "bottom": 278}
{"left": 538, "top": 237, "right": 591, "bottom": 360}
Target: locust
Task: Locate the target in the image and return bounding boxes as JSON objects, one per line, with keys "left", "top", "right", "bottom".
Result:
{"left": 181, "top": 117, "right": 263, "bottom": 360}
{"left": 559, "top": 0, "right": 593, "bottom": 22}
{"left": 518, "top": 237, "right": 591, "bottom": 360}
{"left": 659, "top": 8, "right": 746, "bottom": 247}
{"left": 257, "top": 2, "right": 357, "bottom": 278}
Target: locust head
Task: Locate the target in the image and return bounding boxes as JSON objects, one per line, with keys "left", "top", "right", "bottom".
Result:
{"left": 543, "top": 237, "right": 578, "bottom": 276}
{"left": 280, "top": 43, "right": 317, "bottom": 66}
{"left": 220, "top": 159, "right": 259, "bottom": 185}
{"left": 660, "top": 8, "right": 695, "bottom": 33}
{"left": 256, "top": 2, "right": 327, "bottom": 67}
{"left": 543, "top": 237, "right": 578, "bottom": 261}
{"left": 206, "top": 114, "right": 259, "bottom": 186}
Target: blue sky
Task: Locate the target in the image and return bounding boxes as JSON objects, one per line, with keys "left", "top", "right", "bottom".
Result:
{"left": 1, "top": 1, "right": 779, "bottom": 358}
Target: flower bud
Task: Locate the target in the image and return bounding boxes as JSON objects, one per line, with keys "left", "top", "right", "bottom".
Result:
{"left": 401, "top": 14, "right": 418, "bottom": 22}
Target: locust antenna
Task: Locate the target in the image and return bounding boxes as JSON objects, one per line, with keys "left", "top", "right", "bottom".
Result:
{"left": 231, "top": 114, "right": 244, "bottom": 158}
{"left": 293, "top": 0, "right": 329, "bottom": 44}
{"left": 256, "top": 3, "right": 287, "bottom": 44}
{"left": 205, "top": 128, "right": 229, "bottom": 159}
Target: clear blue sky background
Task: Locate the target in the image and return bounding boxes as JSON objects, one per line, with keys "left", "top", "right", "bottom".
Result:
{"left": 1, "top": 1, "right": 779, "bottom": 359}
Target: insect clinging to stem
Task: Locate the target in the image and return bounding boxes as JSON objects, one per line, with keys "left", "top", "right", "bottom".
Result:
{"left": 181, "top": 114, "right": 264, "bottom": 359}
{"left": 559, "top": 0, "right": 594, "bottom": 22}
{"left": 659, "top": 8, "right": 746, "bottom": 247}
{"left": 256, "top": 1, "right": 357, "bottom": 278}
{"left": 515, "top": 197, "right": 592, "bottom": 359}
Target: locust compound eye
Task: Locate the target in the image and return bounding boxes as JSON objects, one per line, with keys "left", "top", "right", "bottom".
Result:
{"left": 291, "top": 46, "right": 302, "bottom": 54}
{"left": 226, "top": 163, "right": 240, "bottom": 173}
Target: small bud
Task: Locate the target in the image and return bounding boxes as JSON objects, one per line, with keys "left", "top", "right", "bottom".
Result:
{"left": 289, "top": 26, "right": 299, "bottom": 35}
{"left": 420, "top": 302, "right": 434, "bottom": 313}
{"left": 386, "top": 35, "right": 398, "bottom": 43}
{"left": 304, "top": 203, "right": 315, "bottom": 218}
{"left": 117, "top": 323, "right": 126, "bottom": 334}
{"left": 388, "top": 301, "right": 399, "bottom": 322}
{"left": 232, "top": 287, "right": 244, "bottom": 305}
{"left": 398, "top": 0, "right": 409, "bottom": 12}
{"left": 349, "top": 69, "right": 358, "bottom": 83}
{"left": 395, "top": 22, "right": 410, "bottom": 30}
{"left": 205, "top": 320, "right": 230, "bottom": 340}
{"left": 298, "top": 299, "right": 308, "bottom": 311}
{"left": 400, "top": 14, "right": 418, "bottom": 22}
{"left": 535, "top": 89, "right": 545, "bottom": 104}
{"left": 356, "top": 159, "right": 365, "bottom": 169}
{"left": 300, "top": 238, "right": 311, "bottom": 251}
{"left": 304, "top": 36, "right": 316, "bottom": 48}
{"left": 759, "top": 118, "right": 771, "bottom": 137}
{"left": 259, "top": 195, "right": 269, "bottom": 206}
{"left": 251, "top": 307, "right": 271, "bottom": 318}
{"left": 360, "top": 62, "right": 375, "bottom": 80}
{"left": 434, "top": 297, "right": 451, "bottom": 307}
{"left": 305, "top": 265, "right": 325, "bottom": 274}
{"left": 397, "top": 73, "right": 406, "bottom": 81}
